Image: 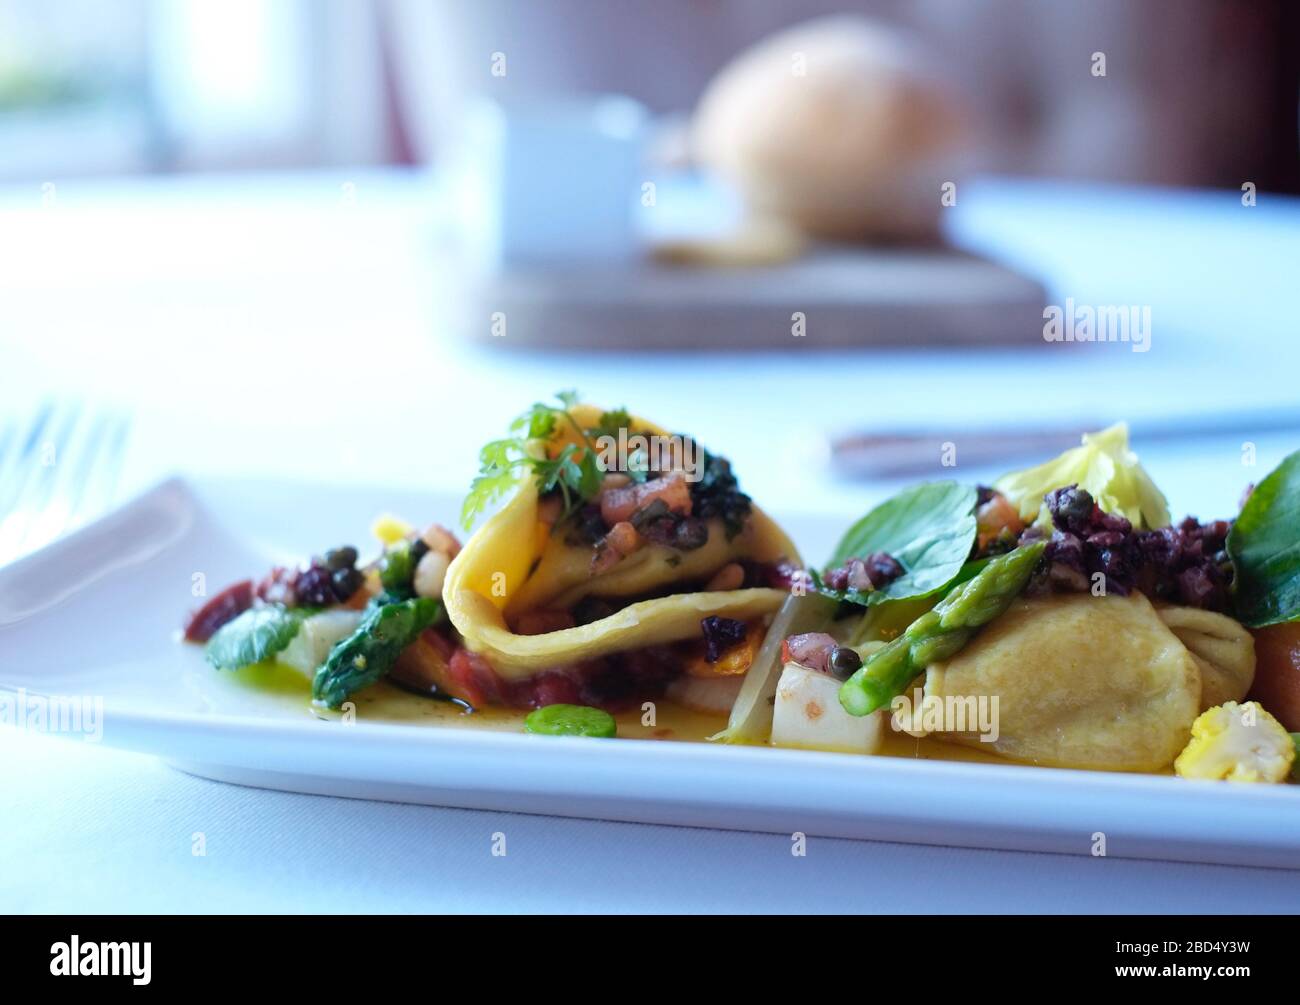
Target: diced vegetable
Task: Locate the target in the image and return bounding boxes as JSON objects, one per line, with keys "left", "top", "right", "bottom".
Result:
{"left": 184, "top": 579, "right": 254, "bottom": 642}
{"left": 371, "top": 513, "right": 414, "bottom": 545}
{"left": 1242, "top": 624, "right": 1300, "bottom": 733}
{"left": 413, "top": 548, "right": 451, "bottom": 599}
{"left": 1174, "top": 701, "right": 1295, "bottom": 783}
{"left": 772, "top": 663, "right": 885, "bottom": 753}
{"left": 600, "top": 471, "right": 692, "bottom": 526}
{"left": 276, "top": 609, "right": 364, "bottom": 678}
{"left": 781, "top": 632, "right": 837, "bottom": 673}
{"left": 524, "top": 703, "right": 617, "bottom": 738}
{"left": 716, "top": 592, "right": 841, "bottom": 743}
{"left": 975, "top": 492, "right": 1024, "bottom": 552}
{"left": 686, "top": 620, "right": 763, "bottom": 677}
{"left": 390, "top": 628, "right": 458, "bottom": 697}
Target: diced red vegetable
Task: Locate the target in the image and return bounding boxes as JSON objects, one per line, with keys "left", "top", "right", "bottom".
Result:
{"left": 600, "top": 472, "right": 692, "bottom": 527}
{"left": 183, "top": 579, "right": 254, "bottom": 642}
{"left": 781, "top": 632, "right": 837, "bottom": 673}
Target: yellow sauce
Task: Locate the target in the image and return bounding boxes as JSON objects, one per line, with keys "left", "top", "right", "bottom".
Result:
{"left": 187, "top": 655, "right": 1013, "bottom": 761}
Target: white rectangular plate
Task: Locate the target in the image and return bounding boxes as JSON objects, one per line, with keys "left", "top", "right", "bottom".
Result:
{"left": 2, "top": 478, "right": 1298, "bottom": 869}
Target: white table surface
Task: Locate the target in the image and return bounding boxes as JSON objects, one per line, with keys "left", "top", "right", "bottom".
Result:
{"left": 3, "top": 168, "right": 1300, "bottom": 912}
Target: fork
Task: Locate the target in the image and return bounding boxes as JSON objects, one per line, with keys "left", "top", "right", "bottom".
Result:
{"left": 0, "top": 400, "right": 131, "bottom": 565}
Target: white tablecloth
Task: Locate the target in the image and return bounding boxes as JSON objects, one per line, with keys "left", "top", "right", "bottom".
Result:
{"left": 3, "top": 170, "right": 1299, "bottom": 912}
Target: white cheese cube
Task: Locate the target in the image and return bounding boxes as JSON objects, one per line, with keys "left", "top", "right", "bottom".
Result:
{"left": 771, "top": 662, "right": 884, "bottom": 753}
{"left": 277, "top": 609, "right": 363, "bottom": 678}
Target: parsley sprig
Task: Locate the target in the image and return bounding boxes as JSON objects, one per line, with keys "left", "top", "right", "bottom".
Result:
{"left": 461, "top": 392, "right": 627, "bottom": 530}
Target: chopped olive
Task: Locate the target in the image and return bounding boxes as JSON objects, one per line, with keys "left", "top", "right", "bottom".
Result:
{"left": 294, "top": 564, "right": 337, "bottom": 607}
{"left": 701, "top": 615, "right": 746, "bottom": 662}
{"left": 673, "top": 517, "right": 708, "bottom": 551}
{"left": 564, "top": 505, "right": 607, "bottom": 546}
{"left": 827, "top": 645, "right": 863, "bottom": 681}
{"left": 324, "top": 546, "right": 358, "bottom": 571}
{"left": 331, "top": 566, "right": 363, "bottom": 600}
{"left": 630, "top": 498, "right": 671, "bottom": 531}
{"left": 524, "top": 703, "right": 617, "bottom": 738}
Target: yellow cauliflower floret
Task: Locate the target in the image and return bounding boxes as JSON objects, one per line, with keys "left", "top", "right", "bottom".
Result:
{"left": 370, "top": 513, "right": 413, "bottom": 546}
{"left": 1175, "top": 701, "right": 1295, "bottom": 783}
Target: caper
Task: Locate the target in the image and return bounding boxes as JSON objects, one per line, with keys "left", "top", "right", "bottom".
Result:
{"left": 324, "top": 546, "right": 358, "bottom": 571}
{"left": 827, "top": 645, "right": 862, "bottom": 680}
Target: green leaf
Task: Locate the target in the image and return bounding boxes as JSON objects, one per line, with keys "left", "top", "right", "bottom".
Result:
{"left": 206, "top": 606, "right": 304, "bottom": 671}
{"left": 463, "top": 391, "right": 618, "bottom": 530}
{"left": 823, "top": 481, "right": 978, "bottom": 607}
{"left": 590, "top": 408, "right": 633, "bottom": 443}
{"left": 1227, "top": 449, "right": 1300, "bottom": 627}
{"left": 994, "top": 422, "right": 1169, "bottom": 529}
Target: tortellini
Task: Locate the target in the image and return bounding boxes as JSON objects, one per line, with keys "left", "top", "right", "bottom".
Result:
{"left": 1157, "top": 605, "right": 1255, "bottom": 710}
{"left": 923, "top": 592, "right": 1201, "bottom": 772}
{"left": 443, "top": 405, "right": 800, "bottom": 679}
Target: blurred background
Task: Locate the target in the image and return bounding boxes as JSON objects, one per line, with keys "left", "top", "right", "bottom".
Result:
{"left": 3, "top": 0, "right": 1296, "bottom": 186}
{"left": 2, "top": 0, "right": 1299, "bottom": 563}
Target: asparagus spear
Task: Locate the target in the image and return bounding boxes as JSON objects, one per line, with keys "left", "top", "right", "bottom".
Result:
{"left": 838, "top": 541, "right": 1046, "bottom": 716}
{"left": 312, "top": 596, "right": 443, "bottom": 709}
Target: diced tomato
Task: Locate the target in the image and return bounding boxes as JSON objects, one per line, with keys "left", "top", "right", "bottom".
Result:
{"left": 531, "top": 672, "right": 583, "bottom": 708}
{"left": 421, "top": 627, "right": 457, "bottom": 661}
{"left": 1249, "top": 622, "right": 1300, "bottom": 731}
{"left": 782, "top": 632, "right": 837, "bottom": 673}
{"left": 600, "top": 471, "right": 692, "bottom": 526}
{"left": 447, "top": 648, "right": 496, "bottom": 708}
{"left": 420, "top": 523, "right": 462, "bottom": 558}
{"left": 183, "top": 580, "right": 253, "bottom": 642}
{"left": 976, "top": 492, "right": 1025, "bottom": 552}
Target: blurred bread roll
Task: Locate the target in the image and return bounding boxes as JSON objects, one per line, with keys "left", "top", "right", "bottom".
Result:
{"left": 692, "top": 16, "right": 963, "bottom": 242}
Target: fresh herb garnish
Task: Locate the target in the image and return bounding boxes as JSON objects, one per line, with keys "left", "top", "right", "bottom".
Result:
{"left": 205, "top": 605, "right": 305, "bottom": 671}
{"left": 461, "top": 393, "right": 644, "bottom": 530}
{"left": 1227, "top": 449, "right": 1300, "bottom": 627}
{"left": 817, "top": 482, "right": 978, "bottom": 608}
{"left": 590, "top": 408, "right": 633, "bottom": 443}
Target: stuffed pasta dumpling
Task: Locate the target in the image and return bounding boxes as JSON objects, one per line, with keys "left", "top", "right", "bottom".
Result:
{"left": 442, "top": 399, "right": 801, "bottom": 712}
{"left": 922, "top": 592, "right": 1201, "bottom": 771}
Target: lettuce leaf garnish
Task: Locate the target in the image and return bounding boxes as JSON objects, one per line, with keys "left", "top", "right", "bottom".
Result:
{"left": 1228, "top": 449, "right": 1300, "bottom": 627}
{"left": 816, "top": 481, "right": 978, "bottom": 608}
{"left": 994, "top": 423, "right": 1169, "bottom": 529}
{"left": 205, "top": 606, "right": 305, "bottom": 671}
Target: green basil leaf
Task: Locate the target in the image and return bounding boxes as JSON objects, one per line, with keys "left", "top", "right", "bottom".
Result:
{"left": 205, "top": 606, "right": 304, "bottom": 671}
{"left": 1227, "top": 449, "right": 1300, "bottom": 627}
{"left": 822, "top": 481, "right": 978, "bottom": 607}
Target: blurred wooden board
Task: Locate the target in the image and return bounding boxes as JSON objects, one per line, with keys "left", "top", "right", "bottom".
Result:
{"left": 461, "top": 246, "right": 1047, "bottom": 350}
